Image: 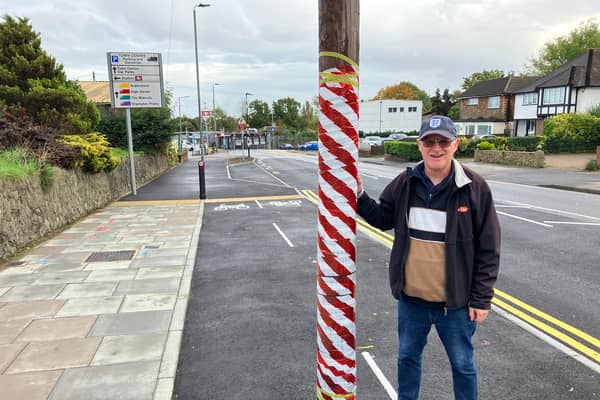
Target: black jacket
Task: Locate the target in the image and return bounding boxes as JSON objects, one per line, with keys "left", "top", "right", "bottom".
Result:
{"left": 357, "top": 160, "right": 501, "bottom": 310}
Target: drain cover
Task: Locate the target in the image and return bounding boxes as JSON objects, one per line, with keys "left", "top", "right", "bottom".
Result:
{"left": 85, "top": 250, "right": 135, "bottom": 263}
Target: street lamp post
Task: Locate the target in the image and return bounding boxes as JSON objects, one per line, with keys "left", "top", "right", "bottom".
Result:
{"left": 177, "top": 95, "right": 190, "bottom": 153}
{"left": 244, "top": 92, "right": 253, "bottom": 122}
{"left": 212, "top": 82, "right": 220, "bottom": 131}
{"left": 193, "top": 2, "right": 210, "bottom": 160}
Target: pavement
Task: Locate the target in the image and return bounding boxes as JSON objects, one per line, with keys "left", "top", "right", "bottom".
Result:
{"left": 0, "top": 149, "right": 598, "bottom": 400}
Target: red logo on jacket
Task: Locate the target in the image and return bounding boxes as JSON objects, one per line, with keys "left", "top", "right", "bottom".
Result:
{"left": 457, "top": 205, "right": 469, "bottom": 213}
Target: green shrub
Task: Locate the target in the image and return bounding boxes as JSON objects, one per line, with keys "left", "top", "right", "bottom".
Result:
{"left": 456, "top": 137, "right": 475, "bottom": 157}
{"left": 0, "top": 148, "right": 39, "bottom": 178}
{"left": 39, "top": 164, "right": 56, "bottom": 191}
{"left": 585, "top": 159, "right": 599, "bottom": 171}
{"left": 543, "top": 113, "right": 600, "bottom": 153}
{"left": 60, "top": 132, "right": 120, "bottom": 173}
{"left": 507, "top": 136, "right": 545, "bottom": 152}
{"left": 384, "top": 141, "right": 422, "bottom": 161}
{"left": 479, "top": 141, "right": 496, "bottom": 150}
{"left": 588, "top": 104, "right": 600, "bottom": 118}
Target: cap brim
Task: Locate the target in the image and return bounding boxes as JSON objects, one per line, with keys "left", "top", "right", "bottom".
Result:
{"left": 419, "top": 130, "right": 455, "bottom": 140}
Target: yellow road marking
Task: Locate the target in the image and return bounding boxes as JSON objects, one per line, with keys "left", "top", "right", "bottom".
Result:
{"left": 204, "top": 194, "right": 303, "bottom": 203}
{"left": 300, "top": 188, "right": 600, "bottom": 365}
{"left": 113, "top": 199, "right": 201, "bottom": 206}
{"left": 494, "top": 289, "right": 600, "bottom": 349}
{"left": 357, "top": 345, "right": 375, "bottom": 350}
{"left": 493, "top": 298, "right": 600, "bottom": 363}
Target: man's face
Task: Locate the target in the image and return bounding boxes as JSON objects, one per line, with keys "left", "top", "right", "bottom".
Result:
{"left": 417, "top": 134, "right": 459, "bottom": 175}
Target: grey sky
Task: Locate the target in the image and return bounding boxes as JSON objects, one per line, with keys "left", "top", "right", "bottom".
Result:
{"left": 2, "top": 0, "right": 599, "bottom": 119}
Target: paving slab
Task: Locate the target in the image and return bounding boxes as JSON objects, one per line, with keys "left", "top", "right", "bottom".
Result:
{"left": 0, "top": 343, "right": 26, "bottom": 373}
{"left": 14, "top": 315, "right": 96, "bottom": 342}
{"left": 0, "top": 284, "right": 65, "bottom": 302}
{"left": 120, "top": 294, "right": 177, "bottom": 313}
{"left": 0, "top": 370, "right": 63, "bottom": 400}
{"left": 135, "top": 266, "right": 184, "bottom": 280}
{"left": 56, "top": 282, "right": 118, "bottom": 299}
{"left": 89, "top": 310, "right": 172, "bottom": 336}
{"left": 85, "top": 269, "right": 138, "bottom": 282}
{"left": 32, "top": 271, "right": 90, "bottom": 285}
{"left": 6, "top": 337, "right": 101, "bottom": 374}
{"left": 0, "top": 319, "right": 31, "bottom": 344}
{"left": 49, "top": 361, "right": 160, "bottom": 400}
{"left": 91, "top": 333, "right": 167, "bottom": 365}
{"left": 114, "top": 278, "right": 180, "bottom": 295}
{"left": 0, "top": 300, "right": 65, "bottom": 321}
{"left": 56, "top": 296, "right": 124, "bottom": 317}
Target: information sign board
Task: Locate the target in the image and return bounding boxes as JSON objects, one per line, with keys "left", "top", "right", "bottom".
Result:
{"left": 107, "top": 52, "right": 165, "bottom": 108}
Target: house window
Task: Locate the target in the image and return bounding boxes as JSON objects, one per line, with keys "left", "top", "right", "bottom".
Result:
{"left": 408, "top": 107, "right": 417, "bottom": 112}
{"left": 542, "top": 87, "right": 565, "bottom": 105}
{"left": 526, "top": 120, "right": 536, "bottom": 135}
{"left": 468, "top": 98, "right": 478, "bottom": 106}
{"left": 522, "top": 93, "right": 538, "bottom": 106}
{"left": 488, "top": 96, "right": 500, "bottom": 109}
{"left": 399, "top": 107, "right": 405, "bottom": 112}
{"left": 388, "top": 107, "right": 397, "bottom": 113}
{"left": 466, "top": 125, "right": 476, "bottom": 136}
{"left": 477, "top": 125, "right": 492, "bottom": 135}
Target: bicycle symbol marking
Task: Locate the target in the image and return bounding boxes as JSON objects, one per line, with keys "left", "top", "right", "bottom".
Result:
{"left": 214, "top": 203, "right": 250, "bottom": 211}
{"left": 268, "top": 200, "right": 302, "bottom": 207}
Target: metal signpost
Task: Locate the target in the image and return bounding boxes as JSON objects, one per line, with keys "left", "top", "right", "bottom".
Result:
{"left": 107, "top": 52, "right": 165, "bottom": 195}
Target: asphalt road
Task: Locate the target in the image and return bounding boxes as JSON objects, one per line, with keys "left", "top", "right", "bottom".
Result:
{"left": 172, "top": 150, "right": 599, "bottom": 399}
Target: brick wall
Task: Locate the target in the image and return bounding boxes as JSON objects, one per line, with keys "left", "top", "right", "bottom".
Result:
{"left": 460, "top": 95, "right": 511, "bottom": 121}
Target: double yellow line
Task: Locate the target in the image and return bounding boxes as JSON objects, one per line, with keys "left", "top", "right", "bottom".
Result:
{"left": 300, "top": 189, "right": 600, "bottom": 365}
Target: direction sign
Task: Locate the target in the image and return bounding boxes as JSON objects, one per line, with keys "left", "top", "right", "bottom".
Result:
{"left": 107, "top": 52, "right": 165, "bottom": 109}
{"left": 237, "top": 117, "right": 247, "bottom": 131}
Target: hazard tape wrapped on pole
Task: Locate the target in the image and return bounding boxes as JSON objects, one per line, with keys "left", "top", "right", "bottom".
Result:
{"left": 317, "top": 1, "right": 359, "bottom": 399}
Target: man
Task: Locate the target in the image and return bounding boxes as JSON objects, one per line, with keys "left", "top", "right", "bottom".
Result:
{"left": 357, "top": 116, "right": 501, "bottom": 400}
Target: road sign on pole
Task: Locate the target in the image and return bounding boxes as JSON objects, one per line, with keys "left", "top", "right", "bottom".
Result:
{"left": 237, "top": 117, "right": 248, "bottom": 131}
{"left": 107, "top": 52, "right": 165, "bottom": 108}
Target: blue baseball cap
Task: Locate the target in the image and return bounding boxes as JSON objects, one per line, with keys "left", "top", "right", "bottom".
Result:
{"left": 419, "top": 116, "right": 457, "bottom": 140}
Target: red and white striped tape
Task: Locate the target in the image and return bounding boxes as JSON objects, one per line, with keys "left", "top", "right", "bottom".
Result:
{"left": 316, "top": 55, "right": 359, "bottom": 400}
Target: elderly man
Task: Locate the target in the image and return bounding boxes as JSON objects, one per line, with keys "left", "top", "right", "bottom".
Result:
{"left": 357, "top": 116, "right": 501, "bottom": 400}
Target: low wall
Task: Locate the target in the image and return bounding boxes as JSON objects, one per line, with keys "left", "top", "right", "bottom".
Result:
{"left": 474, "top": 149, "right": 545, "bottom": 168}
{"left": 0, "top": 154, "right": 169, "bottom": 262}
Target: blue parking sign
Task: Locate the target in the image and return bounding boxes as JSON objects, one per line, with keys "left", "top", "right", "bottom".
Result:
{"left": 111, "top": 55, "right": 119, "bottom": 63}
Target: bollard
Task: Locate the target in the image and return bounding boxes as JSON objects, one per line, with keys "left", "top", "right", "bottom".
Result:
{"left": 198, "top": 160, "right": 206, "bottom": 200}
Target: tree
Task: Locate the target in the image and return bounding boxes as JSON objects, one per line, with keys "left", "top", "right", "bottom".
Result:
{"left": 273, "top": 97, "right": 301, "bottom": 129}
{"left": 0, "top": 15, "right": 99, "bottom": 134}
{"left": 527, "top": 19, "right": 600, "bottom": 75}
{"left": 298, "top": 100, "right": 318, "bottom": 132}
{"left": 248, "top": 99, "right": 271, "bottom": 128}
{"left": 461, "top": 70, "right": 505, "bottom": 90}
{"left": 430, "top": 88, "right": 455, "bottom": 116}
{"left": 371, "top": 81, "right": 432, "bottom": 112}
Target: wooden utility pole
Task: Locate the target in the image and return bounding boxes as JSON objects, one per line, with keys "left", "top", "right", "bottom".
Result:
{"left": 316, "top": 1, "right": 359, "bottom": 399}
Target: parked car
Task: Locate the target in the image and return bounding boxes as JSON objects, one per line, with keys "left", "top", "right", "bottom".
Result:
{"left": 471, "top": 134, "right": 498, "bottom": 142}
{"left": 362, "top": 136, "right": 383, "bottom": 146}
{"left": 399, "top": 136, "right": 418, "bottom": 142}
{"left": 388, "top": 133, "right": 408, "bottom": 141}
{"left": 279, "top": 143, "right": 294, "bottom": 150}
{"left": 300, "top": 141, "right": 318, "bottom": 151}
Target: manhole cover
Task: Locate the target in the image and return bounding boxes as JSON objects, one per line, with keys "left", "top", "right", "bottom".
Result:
{"left": 85, "top": 250, "right": 135, "bottom": 263}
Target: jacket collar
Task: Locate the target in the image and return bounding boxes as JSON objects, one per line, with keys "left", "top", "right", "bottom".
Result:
{"left": 409, "top": 159, "right": 471, "bottom": 189}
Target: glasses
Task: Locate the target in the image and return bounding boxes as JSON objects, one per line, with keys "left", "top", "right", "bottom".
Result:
{"left": 420, "top": 137, "right": 455, "bottom": 148}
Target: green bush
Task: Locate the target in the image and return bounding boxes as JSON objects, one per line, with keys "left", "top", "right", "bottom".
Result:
{"left": 585, "top": 159, "right": 599, "bottom": 171}
{"left": 456, "top": 137, "right": 475, "bottom": 157}
{"left": 60, "top": 133, "right": 120, "bottom": 173}
{"left": 479, "top": 141, "right": 496, "bottom": 150}
{"left": 384, "top": 141, "right": 422, "bottom": 161}
{"left": 0, "top": 147, "right": 39, "bottom": 178}
{"left": 543, "top": 113, "right": 600, "bottom": 153}
{"left": 507, "top": 136, "right": 545, "bottom": 152}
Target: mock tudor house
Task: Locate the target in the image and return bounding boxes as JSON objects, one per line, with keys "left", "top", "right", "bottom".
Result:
{"left": 456, "top": 48, "right": 600, "bottom": 137}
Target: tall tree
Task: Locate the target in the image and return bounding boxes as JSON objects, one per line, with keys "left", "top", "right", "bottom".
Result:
{"left": 371, "top": 81, "right": 432, "bottom": 112}
{"left": 298, "top": 100, "right": 318, "bottom": 131}
{"left": 527, "top": 19, "right": 600, "bottom": 75}
{"left": 273, "top": 97, "right": 301, "bottom": 129}
{"left": 248, "top": 99, "right": 271, "bottom": 128}
{"left": 461, "top": 70, "right": 506, "bottom": 91}
{"left": 0, "top": 15, "right": 99, "bottom": 134}
{"left": 430, "top": 88, "right": 455, "bottom": 116}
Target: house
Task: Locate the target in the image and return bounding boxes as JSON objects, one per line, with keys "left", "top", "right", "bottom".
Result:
{"left": 457, "top": 48, "right": 600, "bottom": 137}
{"left": 358, "top": 99, "right": 422, "bottom": 134}
{"left": 513, "top": 48, "right": 600, "bottom": 135}
{"left": 77, "top": 80, "right": 111, "bottom": 110}
{"left": 456, "top": 76, "right": 538, "bottom": 137}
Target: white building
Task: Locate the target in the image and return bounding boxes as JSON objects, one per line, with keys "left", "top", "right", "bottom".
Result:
{"left": 358, "top": 99, "right": 422, "bottom": 134}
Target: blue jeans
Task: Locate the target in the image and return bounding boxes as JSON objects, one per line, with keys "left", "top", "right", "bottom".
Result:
{"left": 397, "top": 295, "right": 478, "bottom": 400}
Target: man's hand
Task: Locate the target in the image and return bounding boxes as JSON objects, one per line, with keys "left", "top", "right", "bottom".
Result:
{"left": 469, "top": 307, "right": 489, "bottom": 323}
{"left": 357, "top": 176, "right": 362, "bottom": 193}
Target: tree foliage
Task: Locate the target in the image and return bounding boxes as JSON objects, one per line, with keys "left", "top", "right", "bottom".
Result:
{"left": 371, "top": 82, "right": 432, "bottom": 112}
{"left": 430, "top": 88, "right": 457, "bottom": 116}
{"left": 0, "top": 15, "right": 99, "bottom": 134}
{"left": 273, "top": 97, "right": 301, "bottom": 129}
{"left": 461, "top": 70, "right": 505, "bottom": 90}
{"left": 527, "top": 19, "right": 600, "bottom": 75}
{"left": 248, "top": 99, "right": 271, "bottom": 129}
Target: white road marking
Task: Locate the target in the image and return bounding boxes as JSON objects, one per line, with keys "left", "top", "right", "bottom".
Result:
{"left": 497, "top": 211, "right": 553, "bottom": 228}
{"left": 543, "top": 221, "right": 600, "bottom": 226}
{"left": 255, "top": 200, "right": 263, "bottom": 209}
{"left": 254, "top": 161, "right": 293, "bottom": 187}
{"left": 272, "top": 223, "right": 294, "bottom": 247}
{"left": 492, "top": 305, "right": 600, "bottom": 374}
{"left": 361, "top": 172, "right": 380, "bottom": 180}
{"left": 361, "top": 351, "right": 397, "bottom": 399}
{"left": 499, "top": 199, "right": 600, "bottom": 221}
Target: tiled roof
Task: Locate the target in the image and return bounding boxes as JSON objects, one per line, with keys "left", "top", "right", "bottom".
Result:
{"left": 459, "top": 77, "right": 510, "bottom": 98}
{"left": 527, "top": 48, "right": 600, "bottom": 89}
{"left": 77, "top": 81, "right": 110, "bottom": 104}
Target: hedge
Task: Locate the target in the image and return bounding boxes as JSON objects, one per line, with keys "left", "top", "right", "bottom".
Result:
{"left": 543, "top": 113, "right": 600, "bottom": 153}
{"left": 384, "top": 141, "right": 422, "bottom": 161}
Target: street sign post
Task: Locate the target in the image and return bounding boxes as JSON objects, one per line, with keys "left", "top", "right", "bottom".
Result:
{"left": 107, "top": 52, "right": 165, "bottom": 196}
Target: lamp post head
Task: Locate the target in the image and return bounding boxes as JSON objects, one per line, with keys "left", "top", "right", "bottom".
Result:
{"left": 195, "top": 3, "right": 210, "bottom": 8}
{"left": 245, "top": 92, "right": 253, "bottom": 96}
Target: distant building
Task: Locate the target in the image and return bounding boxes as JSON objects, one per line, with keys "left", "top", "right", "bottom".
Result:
{"left": 77, "top": 81, "right": 111, "bottom": 107}
{"left": 358, "top": 99, "right": 422, "bottom": 134}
